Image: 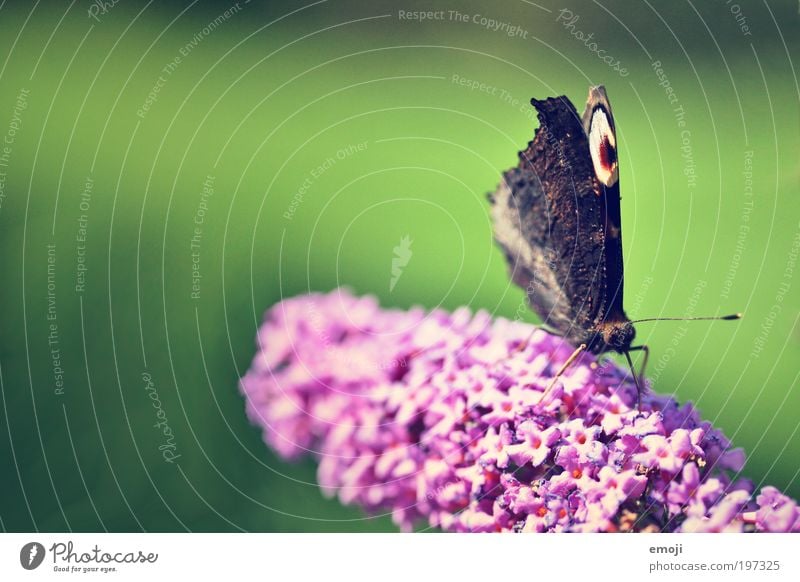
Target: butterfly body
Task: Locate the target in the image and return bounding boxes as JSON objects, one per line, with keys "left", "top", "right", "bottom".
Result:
{"left": 490, "top": 86, "right": 634, "bottom": 356}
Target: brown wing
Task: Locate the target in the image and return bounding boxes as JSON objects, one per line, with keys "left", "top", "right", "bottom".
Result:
{"left": 490, "top": 166, "right": 579, "bottom": 334}
{"left": 489, "top": 86, "right": 628, "bottom": 346}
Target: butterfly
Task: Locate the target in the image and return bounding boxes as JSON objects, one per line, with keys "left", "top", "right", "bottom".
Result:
{"left": 489, "top": 85, "right": 739, "bottom": 409}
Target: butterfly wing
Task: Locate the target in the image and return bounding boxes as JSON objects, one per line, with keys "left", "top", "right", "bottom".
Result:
{"left": 490, "top": 165, "right": 579, "bottom": 334}
{"left": 490, "top": 86, "right": 628, "bottom": 348}
{"left": 582, "top": 86, "right": 626, "bottom": 322}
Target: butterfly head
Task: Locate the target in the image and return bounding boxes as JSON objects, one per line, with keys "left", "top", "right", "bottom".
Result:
{"left": 597, "top": 320, "right": 636, "bottom": 353}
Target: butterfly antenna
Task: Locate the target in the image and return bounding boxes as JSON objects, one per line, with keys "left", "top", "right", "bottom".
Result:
{"left": 631, "top": 313, "right": 742, "bottom": 324}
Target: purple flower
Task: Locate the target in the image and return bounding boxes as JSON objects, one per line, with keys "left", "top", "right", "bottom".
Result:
{"left": 754, "top": 487, "right": 800, "bottom": 532}
{"left": 505, "top": 421, "right": 561, "bottom": 468}
{"left": 681, "top": 490, "right": 751, "bottom": 533}
{"left": 240, "top": 289, "right": 799, "bottom": 532}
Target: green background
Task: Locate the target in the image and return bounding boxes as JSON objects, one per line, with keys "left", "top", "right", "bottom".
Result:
{"left": 0, "top": 0, "right": 798, "bottom": 532}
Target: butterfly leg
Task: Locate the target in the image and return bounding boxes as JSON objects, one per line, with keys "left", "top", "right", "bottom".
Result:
{"left": 628, "top": 344, "right": 650, "bottom": 378}
{"left": 507, "top": 327, "right": 539, "bottom": 358}
{"left": 624, "top": 345, "right": 649, "bottom": 413}
{"left": 539, "top": 343, "right": 587, "bottom": 404}
{"left": 493, "top": 325, "right": 563, "bottom": 367}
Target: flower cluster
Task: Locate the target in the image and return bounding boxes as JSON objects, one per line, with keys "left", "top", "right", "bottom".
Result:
{"left": 240, "top": 289, "right": 799, "bottom": 532}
